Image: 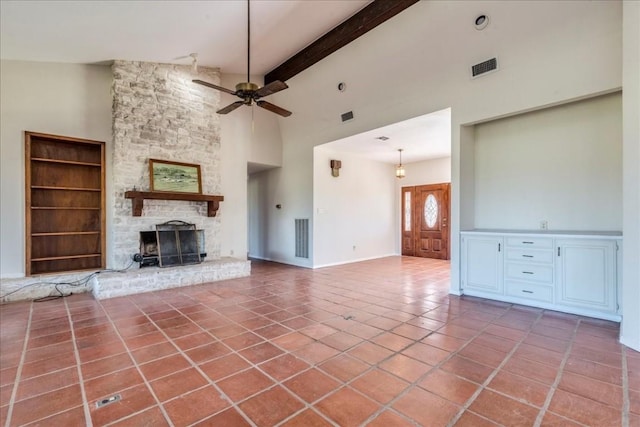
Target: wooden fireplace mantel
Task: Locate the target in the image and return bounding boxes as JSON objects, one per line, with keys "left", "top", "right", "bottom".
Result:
{"left": 124, "top": 191, "right": 224, "bottom": 217}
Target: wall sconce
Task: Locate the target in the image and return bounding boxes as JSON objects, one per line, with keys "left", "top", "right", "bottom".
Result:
{"left": 396, "top": 149, "right": 405, "bottom": 179}
{"left": 330, "top": 160, "right": 342, "bottom": 177}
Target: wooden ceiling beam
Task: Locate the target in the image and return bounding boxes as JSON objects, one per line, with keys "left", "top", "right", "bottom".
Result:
{"left": 264, "top": 0, "right": 419, "bottom": 85}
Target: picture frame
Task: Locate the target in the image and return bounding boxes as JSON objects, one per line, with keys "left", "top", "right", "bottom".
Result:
{"left": 149, "top": 159, "right": 202, "bottom": 194}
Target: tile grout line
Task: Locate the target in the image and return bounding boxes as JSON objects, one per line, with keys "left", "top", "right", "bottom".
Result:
{"left": 104, "top": 268, "right": 476, "bottom": 425}
{"left": 3, "top": 301, "right": 34, "bottom": 427}
{"left": 445, "top": 307, "right": 546, "bottom": 427}
{"left": 622, "top": 349, "right": 630, "bottom": 427}
{"left": 64, "top": 298, "right": 94, "bottom": 427}
{"left": 176, "top": 285, "right": 418, "bottom": 427}
{"left": 96, "top": 298, "right": 176, "bottom": 427}
{"left": 357, "top": 302, "right": 519, "bottom": 426}
{"left": 125, "top": 296, "right": 261, "bottom": 427}
{"left": 113, "top": 295, "right": 276, "bottom": 426}
{"left": 532, "top": 317, "right": 581, "bottom": 427}
{"left": 188, "top": 295, "right": 341, "bottom": 427}
{"left": 267, "top": 277, "right": 454, "bottom": 426}
{"left": 179, "top": 294, "right": 316, "bottom": 427}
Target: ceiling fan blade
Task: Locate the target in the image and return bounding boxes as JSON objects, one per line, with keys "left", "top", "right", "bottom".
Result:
{"left": 217, "top": 101, "right": 246, "bottom": 114}
{"left": 256, "top": 100, "right": 292, "bottom": 117}
{"left": 254, "top": 80, "right": 289, "bottom": 98}
{"left": 193, "top": 79, "right": 237, "bottom": 95}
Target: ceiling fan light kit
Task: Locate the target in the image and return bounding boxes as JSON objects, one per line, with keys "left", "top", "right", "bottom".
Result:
{"left": 192, "top": 0, "right": 292, "bottom": 117}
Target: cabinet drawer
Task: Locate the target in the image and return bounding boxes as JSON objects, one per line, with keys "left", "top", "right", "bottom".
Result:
{"left": 506, "top": 249, "right": 553, "bottom": 264}
{"left": 506, "top": 281, "right": 554, "bottom": 303}
{"left": 506, "top": 263, "right": 553, "bottom": 283}
{"left": 506, "top": 237, "right": 553, "bottom": 249}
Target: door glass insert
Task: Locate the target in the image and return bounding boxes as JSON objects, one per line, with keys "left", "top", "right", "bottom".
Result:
{"left": 404, "top": 191, "right": 411, "bottom": 231}
{"left": 424, "top": 193, "right": 438, "bottom": 228}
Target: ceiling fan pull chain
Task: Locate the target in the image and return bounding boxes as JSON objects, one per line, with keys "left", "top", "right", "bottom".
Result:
{"left": 247, "top": 0, "right": 250, "bottom": 83}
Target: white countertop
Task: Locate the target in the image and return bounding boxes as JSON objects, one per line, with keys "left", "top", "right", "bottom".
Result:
{"left": 461, "top": 229, "right": 622, "bottom": 238}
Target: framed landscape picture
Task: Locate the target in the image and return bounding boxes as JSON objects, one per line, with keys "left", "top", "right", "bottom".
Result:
{"left": 149, "top": 159, "right": 202, "bottom": 194}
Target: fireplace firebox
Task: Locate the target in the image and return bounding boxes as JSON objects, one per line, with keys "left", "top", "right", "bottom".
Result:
{"left": 138, "top": 220, "right": 206, "bottom": 267}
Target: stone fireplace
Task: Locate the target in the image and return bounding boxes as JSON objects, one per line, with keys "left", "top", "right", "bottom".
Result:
{"left": 111, "top": 60, "right": 222, "bottom": 267}
{"left": 92, "top": 60, "right": 250, "bottom": 299}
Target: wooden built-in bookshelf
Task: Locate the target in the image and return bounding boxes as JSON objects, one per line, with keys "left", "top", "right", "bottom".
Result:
{"left": 25, "top": 131, "right": 105, "bottom": 275}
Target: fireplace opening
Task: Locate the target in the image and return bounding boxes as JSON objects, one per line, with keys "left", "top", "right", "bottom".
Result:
{"left": 138, "top": 220, "right": 206, "bottom": 267}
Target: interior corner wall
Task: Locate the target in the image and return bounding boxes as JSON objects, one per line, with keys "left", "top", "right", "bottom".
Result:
{"left": 313, "top": 149, "right": 396, "bottom": 267}
{"left": 219, "top": 73, "right": 284, "bottom": 260}
{"left": 473, "top": 93, "right": 622, "bottom": 231}
{"left": 0, "top": 60, "right": 112, "bottom": 278}
{"left": 621, "top": 0, "right": 640, "bottom": 351}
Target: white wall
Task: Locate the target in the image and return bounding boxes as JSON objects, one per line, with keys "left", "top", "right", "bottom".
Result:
{"left": 313, "top": 148, "right": 396, "bottom": 267}
{"left": 474, "top": 93, "right": 622, "bottom": 231}
{"left": 621, "top": 0, "right": 640, "bottom": 350}
{"left": 218, "top": 73, "right": 283, "bottom": 260}
{"left": 402, "top": 157, "right": 452, "bottom": 187}
{"left": 0, "top": 61, "right": 112, "bottom": 277}
{"left": 266, "top": 0, "right": 622, "bottom": 281}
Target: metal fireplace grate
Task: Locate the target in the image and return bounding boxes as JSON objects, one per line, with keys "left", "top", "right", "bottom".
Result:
{"left": 139, "top": 220, "right": 203, "bottom": 267}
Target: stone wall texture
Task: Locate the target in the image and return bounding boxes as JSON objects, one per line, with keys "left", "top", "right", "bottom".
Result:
{"left": 112, "top": 61, "right": 222, "bottom": 267}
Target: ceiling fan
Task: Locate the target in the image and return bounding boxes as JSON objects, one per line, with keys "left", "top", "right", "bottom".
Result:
{"left": 193, "top": 0, "right": 292, "bottom": 117}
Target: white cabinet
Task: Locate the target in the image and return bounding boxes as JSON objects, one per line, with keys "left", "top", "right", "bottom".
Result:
{"left": 461, "top": 235, "right": 503, "bottom": 294}
{"left": 460, "top": 231, "right": 621, "bottom": 321}
{"left": 504, "top": 237, "right": 554, "bottom": 303}
{"left": 556, "top": 239, "right": 618, "bottom": 313}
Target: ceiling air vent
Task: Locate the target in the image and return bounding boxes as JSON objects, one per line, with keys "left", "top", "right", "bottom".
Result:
{"left": 471, "top": 57, "right": 498, "bottom": 78}
{"left": 341, "top": 111, "right": 354, "bottom": 122}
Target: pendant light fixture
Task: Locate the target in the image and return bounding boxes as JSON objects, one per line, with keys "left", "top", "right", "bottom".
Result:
{"left": 396, "top": 149, "right": 406, "bottom": 179}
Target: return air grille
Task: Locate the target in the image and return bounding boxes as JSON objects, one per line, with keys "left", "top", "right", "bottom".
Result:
{"left": 471, "top": 57, "right": 498, "bottom": 78}
{"left": 295, "top": 218, "right": 309, "bottom": 258}
{"left": 341, "top": 111, "right": 354, "bottom": 122}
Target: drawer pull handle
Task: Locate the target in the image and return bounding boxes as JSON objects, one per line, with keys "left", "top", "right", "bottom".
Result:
{"left": 522, "top": 241, "right": 534, "bottom": 244}
{"left": 522, "top": 255, "right": 534, "bottom": 258}
{"left": 522, "top": 271, "right": 534, "bottom": 275}
{"left": 522, "top": 290, "right": 534, "bottom": 294}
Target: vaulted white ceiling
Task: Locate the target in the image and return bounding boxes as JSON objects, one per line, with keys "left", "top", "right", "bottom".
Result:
{"left": 0, "top": 0, "right": 369, "bottom": 76}
{"left": 1, "top": 0, "right": 453, "bottom": 164}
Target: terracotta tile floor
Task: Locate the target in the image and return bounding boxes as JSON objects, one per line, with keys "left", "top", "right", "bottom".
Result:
{"left": 1, "top": 256, "right": 638, "bottom": 426}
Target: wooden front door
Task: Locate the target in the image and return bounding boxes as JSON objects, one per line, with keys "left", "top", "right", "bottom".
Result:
{"left": 401, "top": 183, "right": 450, "bottom": 259}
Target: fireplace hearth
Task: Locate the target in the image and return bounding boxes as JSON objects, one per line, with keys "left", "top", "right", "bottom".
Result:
{"left": 137, "top": 220, "right": 206, "bottom": 267}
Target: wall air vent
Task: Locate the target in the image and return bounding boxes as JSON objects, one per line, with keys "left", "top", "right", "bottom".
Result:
{"left": 295, "top": 219, "right": 309, "bottom": 258}
{"left": 471, "top": 57, "right": 498, "bottom": 78}
{"left": 341, "top": 111, "right": 354, "bottom": 122}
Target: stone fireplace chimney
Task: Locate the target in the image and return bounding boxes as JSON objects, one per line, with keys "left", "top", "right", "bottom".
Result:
{"left": 111, "top": 61, "right": 222, "bottom": 268}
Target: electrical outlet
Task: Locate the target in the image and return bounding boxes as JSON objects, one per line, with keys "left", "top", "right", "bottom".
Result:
{"left": 540, "top": 220, "right": 548, "bottom": 230}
